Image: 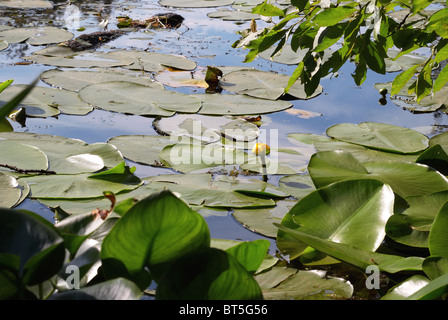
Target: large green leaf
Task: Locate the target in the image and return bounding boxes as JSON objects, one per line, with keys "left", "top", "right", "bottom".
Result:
{"left": 155, "top": 247, "right": 263, "bottom": 300}
{"left": 101, "top": 190, "right": 210, "bottom": 286}
{"left": 275, "top": 223, "right": 424, "bottom": 273}
{"left": 225, "top": 239, "right": 270, "bottom": 274}
{"left": 0, "top": 208, "right": 65, "bottom": 298}
{"left": 0, "top": 140, "right": 48, "bottom": 172}
{"left": 381, "top": 275, "right": 431, "bottom": 300}
{"left": 308, "top": 150, "right": 448, "bottom": 198}
{"left": 285, "top": 179, "right": 394, "bottom": 252}
{"left": 429, "top": 201, "right": 448, "bottom": 258}
{"left": 49, "top": 278, "right": 142, "bottom": 300}
{"left": 326, "top": 122, "right": 429, "bottom": 154}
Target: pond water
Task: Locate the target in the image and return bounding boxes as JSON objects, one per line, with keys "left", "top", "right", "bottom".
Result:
{"left": 1, "top": 0, "right": 448, "bottom": 255}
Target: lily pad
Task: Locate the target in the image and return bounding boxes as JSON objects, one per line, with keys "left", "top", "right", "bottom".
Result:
{"left": 78, "top": 81, "right": 199, "bottom": 116}
{"left": 159, "top": 0, "right": 235, "bottom": 8}
{"left": 24, "top": 46, "right": 133, "bottom": 68}
{"left": 41, "top": 69, "right": 165, "bottom": 92}
{"left": 0, "top": 132, "right": 124, "bottom": 174}
{"left": 107, "top": 135, "right": 174, "bottom": 166}
{"left": 308, "top": 150, "right": 448, "bottom": 199}
{"left": 197, "top": 93, "right": 293, "bottom": 115}
{"left": 0, "top": 84, "right": 93, "bottom": 117}
{"left": 0, "top": 139, "right": 48, "bottom": 172}
{"left": 220, "top": 69, "right": 323, "bottom": 100}
{"left": 20, "top": 162, "right": 142, "bottom": 199}
{"left": 0, "top": 26, "right": 72, "bottom": 45}
{"left": 0, "top": 173, "right": 23, "bottom": 208}
{"left": 0, "top": 40, "right": 8, "bottom": 51}
{"left": 154, "top": 68, "right": 208, "bottom": 88}
{"left": 142, "top": 173, "right": 286, "bottom": 208}
{"left": 110, "top": 50, "right": 197, "bottom": 72}
{"left": 232, "top": 199, "right": 298, "bottom": 238}
{"left": 207, "top": 9, "right": 260, "bottom": 21}
{"left": 326, "top": 122, "right": 429, "bottom": 154}
{"left": 0, "top": 0, "right": 53, "bottom": 8}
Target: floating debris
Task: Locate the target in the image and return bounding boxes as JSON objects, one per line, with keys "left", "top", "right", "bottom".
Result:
{"left": 117, "top": 12, "right": 185, "bottom": 29}
{"left": 59, "top": 30, "right": 124, "bottom": 51}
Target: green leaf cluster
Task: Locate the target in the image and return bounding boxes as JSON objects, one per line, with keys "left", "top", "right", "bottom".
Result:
{"left": 235, "top": 0, "right": 448, "bottom": 103}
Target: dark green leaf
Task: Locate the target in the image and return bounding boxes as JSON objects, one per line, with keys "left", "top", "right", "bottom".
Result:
{"left": 313, "top": 6, "right": 357, "bottom": 27}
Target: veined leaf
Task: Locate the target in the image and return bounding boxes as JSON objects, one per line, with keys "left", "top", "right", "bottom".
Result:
{"left": 313, "top": 6, "right": 357, "bottom": 27}
{"left": 252, "top": 1, "right": 285, "bottom": 17}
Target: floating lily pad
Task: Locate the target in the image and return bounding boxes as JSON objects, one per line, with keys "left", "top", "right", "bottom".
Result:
{"left": 232, "top": 199, "right": 297, "bottom": 238}
{"left": 142, "top": 173, "right": 286, "bottom": 208}
{"left": 220, "top": 69, "right": 323, "bottom": 100}
{"left": 0, "top": 0, "right": 53, "bottom": 8}
{"left": 110, "top": 50, "right": 197, "bottom": 72}
{"left": 107, "top": 135, "right": 174, "bottom": 166}
{"left": 24, "top": 46, "right": 133, "bottom": 68}
{"left": 20, "top": 162, "right": 142, "bottom": 199}
{"left": 159, "top": 141, "right": 257, "bottom": 173}
{"left": 0, "top": 40, "right": 8, "bottom": 51}
{"left": 0, "top": 139, "right": 48, "bottom": 173}
{"left": 259, "top": 45, "right": 310, "bottom": 65}
{"left": 0, "top": 26, "right": 72, "bottom": 45}
{"left": 0, "top": 132, "right": 124, "bottom": 174}
{"left": 0, "top": 84, "right": 93, "bottom": 117}
{"left": 159, "top": 0, "right": 235, "bottom": 8}
{"left": 41, "top": 69, "right": 165, "bottom": 92}
{"left": 207, "top": 9, "right": 260, "bottom": 21}
{"left": 385, "top": 50, "right": 428, "bottom": 72}
{"left": 78, "top": 81, "right": 199, "bottom": 116}
{"left": 197, "top": 93, "right": 293, "bottom": 115}
{"left": 0, "top": 173, "right": 24, "bottom": 208}
{"left": 326, "top": 122, "right": 429, "bottom": 154}
{"left": 308, "top": 150, "right": 448, "bottom": 199}
{"left": 278, "top": 174, "right": 316, "bottom": 200}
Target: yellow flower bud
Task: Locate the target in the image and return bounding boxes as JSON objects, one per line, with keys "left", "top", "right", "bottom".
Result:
{"left": 252, "top": 143, "right": 270, "bottom": 156}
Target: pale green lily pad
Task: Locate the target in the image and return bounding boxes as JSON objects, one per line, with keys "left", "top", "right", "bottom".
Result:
{"left": 385, "top": 50, "right": 428, "bottom": 72}
{"left": 142, "top": 173, "right": 286, "bottom": 208}
{"left": 78, "top": 81, "right": 199, "bottom": 116}
{"left": 24, "top": 46, "right": 133, "bottom": 68}
{"left": 256, "top": 267, "right": 353, "bottom": 300}
{"left": 0, "top": 26, "right": 72, "bottom": 45}
{"left": 0, "top": 173, "right": 23, "bottom": 208}
{"left": 241, "top": 147, "right": 310, "bottom": 175}
{"left": 156, "top": 115, "right": 259, "bottom": 143}
{"left": 278, "top": 174, "right": 316, "bottom": 200}
{"left": 110, "top": 50, "right": 197, "bottom": 72}
{"left": 232, "top": 199, "right": 297, "bottom": 238}
{"left": 220, "top": 69, "right": 323, "bottom": 100}
{"left": 158, "top": 141, "right": 257, "bottom": 173}
{"left": 41, "top": 69, "right": 164, "bottom": 92}
{"left": 197, "top": 93, "right": 293, "bottom": 115}
{"left": 259, "top": 45, "right": 311, "bottom": 66}
{"left": 159, "top": 0, "right": 234, "bottom": 8}
{"left": 20, "top": 162, "right": 142, "bottom": 199}
{"left": 326, "top": 122, "right": 429, "bottom": 154}
{"left": 0, "top": 132, "right": 124, "bottom": 174}
{"left": 0, "top": 139, "right": 48, "bottom": 173}
{"left": 0, "top": 40, "right": 8, "bottom": 51}
{"left": 107, "top": 135, "right": 174, "bottom": 166}
{"left": 0, "top": 0, "right": 53, "bottom": 8}
{"left": 207, "top": 9, "right": 260, "bottom": 21}
{"left": 0, "top": 84, "right": 93, "bottom": 117}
